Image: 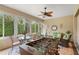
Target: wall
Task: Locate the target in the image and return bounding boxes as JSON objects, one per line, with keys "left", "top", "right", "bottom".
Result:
{"left": 76, "top": 14, "right": 79, "bottom": 54}
{"left": 73, "top": 5, "right": 79, "bottom": 54}
{"left": 44, "top": 15, "right": 73, "bottom": 36}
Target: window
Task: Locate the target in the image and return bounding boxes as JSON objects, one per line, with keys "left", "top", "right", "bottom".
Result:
{"left": 4, "top": 15, "right": 14, "bottom": 36}
{"left": 0, "top": 16, "right": 3, "bottom": 37}
{"left": 36, "top": 23, "right": 38, "bottom": 33}
{"left": 31, "top": 23, "right": 36, "bottom": 33}
{"left": 39, "top": 24, "right": 42, "bottom": 35}
{"left": 0, "top": 15, "right": 14, "bottom": 37}
{"left": 0, "top": 13, "right": 31, "bottom": 37}
{"left": 31, "top": 22, "right": 39, "bottom": 34}
{"left": 25, "top": 22, "right": 30, "bottom": 33}
{"left": 18, "top": 17, "right": 25, "bottom": 34}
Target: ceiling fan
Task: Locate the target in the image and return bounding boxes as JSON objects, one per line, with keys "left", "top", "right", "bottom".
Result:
{"left": 39, "top": 7, "right": 53, "bottom": 18}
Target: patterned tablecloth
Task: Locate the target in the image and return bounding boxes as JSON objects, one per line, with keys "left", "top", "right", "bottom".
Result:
{"left": 25, "top": 37, "right": 59, "bottom": 55}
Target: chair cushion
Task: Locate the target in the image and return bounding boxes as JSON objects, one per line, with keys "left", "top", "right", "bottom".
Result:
{"left": 52, "top": 31, "right": 61, "bottom": 39}
{"left": 63, "top": 33, "right": 72, "bottom": 40}
{"left": 0, "top": 37, "right": 12, "bottom": 50}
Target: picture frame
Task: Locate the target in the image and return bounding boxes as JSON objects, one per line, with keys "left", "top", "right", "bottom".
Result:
{"left": 51, "top": 25, "right": 57, "bottom": 31}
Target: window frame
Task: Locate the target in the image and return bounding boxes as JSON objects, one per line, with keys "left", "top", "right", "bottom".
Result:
{"left": 4, "top": 15, "right": 14, "bottom": 36}
{"left": 0, "top": 14, "right": 3, "bottom": 37}
{"left": 0, "top": 12, "right": 43, "bottom": 39}
{"left": 25, "top": 21, "right": 30, "bottom": 33}
{"left": 0, "top": 13, "right": 15, "bottom": 38}
{"left": 31, "top": 21, "right": 39, "bottom": 34}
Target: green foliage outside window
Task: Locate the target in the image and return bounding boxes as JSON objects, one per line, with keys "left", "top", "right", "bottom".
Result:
{"left": 4, "top": 15, "right": 14, "bottom": 36}
{"left": 18, "top": 24, "right": 25, "bottom": 34}
{"left": 36, "top": 24, "right": 38, "bottom": 33}
{"left": 25, "top": 23, "right": 30, "bottom": 33}
{"left": 31, "top": 23, "right": 36, "bottom": 33}
{"left": 31, "top": 23, "right": 39, "bottom": 33}
{"left": 18, "top": 17, "right": 25, "bottom": 34}
{"left": 0, "top": 16, "right": 3, "bottom": 37}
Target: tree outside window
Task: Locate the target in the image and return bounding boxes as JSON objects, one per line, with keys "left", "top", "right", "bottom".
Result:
{"left": 36, "top": 23, "right": 38, "bottom": 33}
{"left": 31, "top": 22, "right": 39, "bottom": 34}
{"left": 31, "top": 23, "right": 36, "bottom": 33}
{"left": 25, "top": 22, "right": 30, "bottom": 33}
{"left": 0, "top": 16, "right": 3, "bottom": 37}
{"left": 18, "top": 17, "right": 25, "bottom": 34}
{"left": 4, "top": 15, "right": 14, "bottom": 36}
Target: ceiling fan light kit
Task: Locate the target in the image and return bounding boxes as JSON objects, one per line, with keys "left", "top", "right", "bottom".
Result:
{"left": 39, "top": 7, "right": 53, "bottom": 18}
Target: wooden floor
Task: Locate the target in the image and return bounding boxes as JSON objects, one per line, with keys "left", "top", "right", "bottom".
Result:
{"left": 59, "top": 42, "right": 78, "bottom": 55}
{"left": 59, "top": 47, "right": 74, "bottom": 55}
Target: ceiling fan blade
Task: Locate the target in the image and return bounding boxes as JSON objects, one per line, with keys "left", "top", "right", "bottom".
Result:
{"left": 46, "top": 12, "right": 53, "bottom": 16}
{"left": 47, "top": 11, "right": 53, "bottom": 14}
{"left": 47, "top": 14, "right": 52, "bottom": 17}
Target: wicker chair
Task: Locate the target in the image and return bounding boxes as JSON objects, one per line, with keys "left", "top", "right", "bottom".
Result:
{"left": 8, "top": 36, "right": 20, "bottom": 55}
{"left": 59, "top": 33, "right": 72, "bottom": 47}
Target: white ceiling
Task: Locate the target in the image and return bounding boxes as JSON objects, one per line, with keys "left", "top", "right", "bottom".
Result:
{"left": 3, "top": 4, "right": 75, "bottom": 19}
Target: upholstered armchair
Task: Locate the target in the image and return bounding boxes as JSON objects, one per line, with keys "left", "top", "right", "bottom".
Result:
{"left": 0, "top": 37, "right": 12, "bottom": 51}
{"left": 59, "top": 31, "right": 72, "bottom": 47}
{"left": 52, "top": 31, "right": 61, "bottom": 39}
